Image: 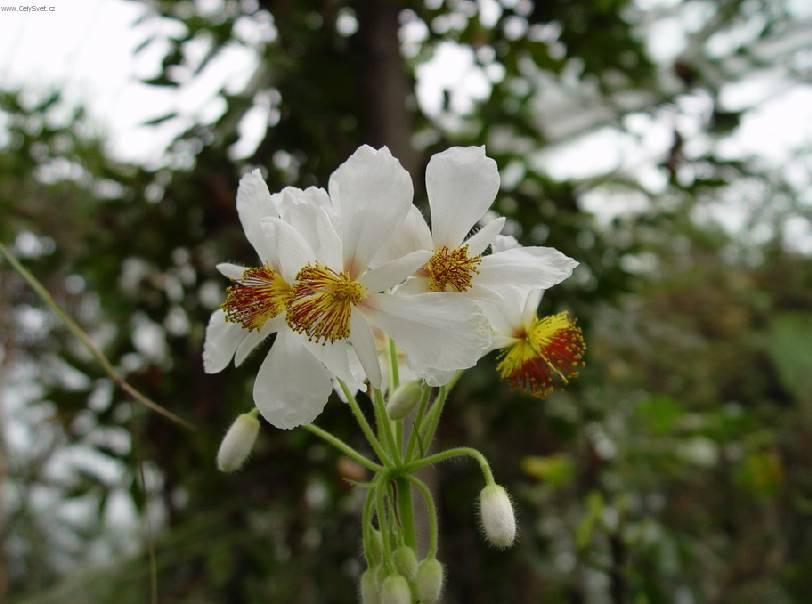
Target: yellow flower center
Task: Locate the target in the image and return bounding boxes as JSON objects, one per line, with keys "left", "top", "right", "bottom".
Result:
{"left": 423, "top": 244, "right": 481, "bottom": 292}
{"left": 497, "top": 312, "right": 585, "bottom": 398}
{"left": 286, "top": 264, "right": 366, "bottom": 342}
{"left": 222, "top": 266, "right": 292, "bottom": 331}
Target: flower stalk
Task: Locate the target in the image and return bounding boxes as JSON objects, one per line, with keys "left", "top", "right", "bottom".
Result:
{"left": 303, "top": 363, "right": 504, "bottom": 602}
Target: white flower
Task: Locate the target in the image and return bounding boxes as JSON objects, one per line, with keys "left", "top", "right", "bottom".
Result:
{"left": 378, "top": 146, "right": 578, "bottom": 299}
{"left": 268, "top": 145, "right": 492, "bottom": 390}
{"left": 203, "top": 171, "right": 360, "bottom": 429}
{"left": 481, "top": 287, "right": 585, "bottom": 398}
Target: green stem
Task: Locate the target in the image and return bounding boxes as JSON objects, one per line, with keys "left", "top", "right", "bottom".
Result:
{"left": 406, "top": 385, "right": 431, "bottom": 461}
{"left": 361, "top": 485, "right": 376, "bottom": 565}
{"left": 404, "top": 446, "right": 495, "bottom": 486}
{"left": 339, "top": 380, "right": 391, "bottom": 466}
{"left": 0, "top": 242, "right": 193, "bottom": 430}
{"left": 373, "top": 387, "right": 400, "bottom": 466}
{"left": 396, "top": 477, "right": 416, "bottom": 550}
{"left": 407, "top": 475, "right": 439, "bottom": 558}
{"left": 375, "top": 475, "right": 395, "bottom": 573}
{"left": 387, "top": 338, "right": 400, "bottom": 391}
{"left": 301, "top": 423, "right": 384, "bottom": 472}
{"left": 420, "top": 385, "right": 449, "bottom": 449}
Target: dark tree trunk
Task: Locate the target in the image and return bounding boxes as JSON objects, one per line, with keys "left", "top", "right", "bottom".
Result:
{"left": 356, "top": 0, "right": 418, "bottom": 179}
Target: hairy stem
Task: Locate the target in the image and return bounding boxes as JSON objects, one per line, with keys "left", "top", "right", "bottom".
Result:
{"left": 301, "top": 423, "right": 384, "bottom": 472}
{"left": 404, "top": 446, "right": 495, "bottom": 486}
{"left": 339, "top": 381, "right": 391, "bottom": 466}
{"left": 396, "top": 477, "right": 416, "bottom": 550}
{"left": 407, "top": 475, "right": 439, "bottom": 559}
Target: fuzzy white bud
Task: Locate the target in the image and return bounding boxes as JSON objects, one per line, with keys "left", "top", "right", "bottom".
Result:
{"left": 386, "top": 381, "right": 423, "bottom": 420}
{"left": 380, "top": 575, "right": 411, "bottom": 604}
{"left": 416, "top": 558, "right": 444, "bottom": 603}
{"left": 360, "top": 568, "right": 381, "bottom": 604}
{"left": 479, "top": 484, "right": 516, "bottom": 548}
{"left": 392, "top": 546, "right": 418, "bottom": 581}
{"left": 216, "top": 411, "right": 260, "bottom": 472}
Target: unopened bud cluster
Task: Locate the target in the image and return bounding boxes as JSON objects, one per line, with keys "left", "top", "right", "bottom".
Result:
{"left": 361, "top": 555, "right": 444, "bottom": 604}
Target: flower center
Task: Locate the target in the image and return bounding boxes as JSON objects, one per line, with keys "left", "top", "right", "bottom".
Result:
{"left": 222, "top": 266, "right": 292, "bottom": 331}
{"left": 423, "top": 244, "right": 481, "bottom": 292}
{"left": 497, "top": 312, "right": 585, "bottom": 398}
{"left": 286, "top": 264, "right": 366, "bottom": 342}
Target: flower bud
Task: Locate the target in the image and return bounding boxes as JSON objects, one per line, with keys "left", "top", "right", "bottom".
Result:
{"left": 479, "top": 484, "right": 516, "bottom": 548}
{"left": 386, "top": 381, "right": 422, "bottom": 420}
{"left": 374, "top": 565, "right": 388, "bottom": 591}
{"left": 416, "top": 558, "right": 444, "bottom": 603}
{"left": 393, "top": 545, "right": 418, "bottom": 581}
{"left": 360, "top": 568, "right": 381, "bottom": 604}
{"left": 380, "top": 575, "right": 411, "bottom": 604}
{"left": 216, "top": 411, "right": 260, "bottom": 472}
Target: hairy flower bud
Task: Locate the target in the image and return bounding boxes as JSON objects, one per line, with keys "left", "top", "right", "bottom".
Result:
{"left": 479, "top": 484, "right": 516, "bottom": 548}
{"left": 386, "top": 381, "right": 423, "bottom": 420}
{"left": 360, "top": 568, "right": 381, "bottom": 604}
{"left": 380, "top": 575, "right": 411, "bottom": 604}
{"left": 216, "top": 411, "right": 260, "bottom": 472}
{"left": 416, "top": 558, "right": 444, "bottom": 603}
{"left": 393, "top": 545, "right": 418, "bottom": 581}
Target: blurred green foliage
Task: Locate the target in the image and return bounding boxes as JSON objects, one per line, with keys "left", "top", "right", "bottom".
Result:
{"left": 2, "top": 0, "right": 812, "bottom": 603}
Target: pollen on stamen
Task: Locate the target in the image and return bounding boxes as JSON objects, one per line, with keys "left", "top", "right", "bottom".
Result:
{"left": 222, "top": 266, "right": 292, "bottom": 331}
{"left": 497, "top": 311, "right": 585, "bottom": 398}
{"left": 424, "top": 244, "right": 482, "bottom": 292}
{"left": 286, "top": 264, "right": 365, "bottom": 343}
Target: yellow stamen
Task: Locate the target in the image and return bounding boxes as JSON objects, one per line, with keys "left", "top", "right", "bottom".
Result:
{"left": 286, "top": 264, "right": 366, "bottom": 342}
{"left": 497, "top": 312, "right": 585, "bottom": 398}
{"left": 423, "top": 244, "right": 481, "bottom": 292}
{"left": 222, "top": 266, "right": 291, "bottom": 331}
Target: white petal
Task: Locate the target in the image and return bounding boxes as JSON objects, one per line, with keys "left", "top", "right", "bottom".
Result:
{"left": 253, "top": 330, "right": 333, "bottom": 429}
{"left": 371, "top": 205, "right": 433, "bottom": 266}
{"left": 216, "top": 262, "right": 246, "bottom": 280}
{"left": 476, "top": 287, "right": 527, "bottom": 349}
{"left": 492, "top": 234, "right": 520, "bottom": 253}
{"left": 261, "top": 218, "right": 316, "bottom": 283}
{"left": 303, "top": 339, "right": 358, "bottom": 388}
{"left": 277, "top": 187, "right": 340, "bottom": 261}
{"left": 396, "top": 275, "right": 431, "bottom": 294}
{"left": 521, "top": 288, "right": 544, "bottom": 329}
{"left": 360, "top": 250, "right": 432, "bottom": 292}
{"left": 312, "top": 206, "right": 344, "bottom": 272}
{"left": 349, "top": 309, "right": 382, "bottom": 388}
{"left": 466, "top": 216, "right": 505, "bottom": 256}
{"left": 426, "top": 147, "right": 500, "bottom": 248}
{"left": 328, "top": 146, "right": 414, "bottom": 273}
{"left": 421, "top": 368, "right": 457, "bottom": 387}
{"left": 234, "top": 316, "right": 283, "bottom": 366}
{"left": 237, "top": 170, "right": 278, "bottom": 262}
{"left": 203, "top": 310, "right": 246, "bottom": 373}
{"left": 476, "top": 247, "right": 578, "bottom": 291}
{"left": 363, "top": 292, "right": 492, "bottom": 373}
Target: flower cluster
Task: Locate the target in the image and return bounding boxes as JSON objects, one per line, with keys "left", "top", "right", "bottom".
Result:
{"left": 207, "top": 145, "right": 585, "bottom": 602}
{"left": 205, "top": 145, "right": 583, "bottom": 428}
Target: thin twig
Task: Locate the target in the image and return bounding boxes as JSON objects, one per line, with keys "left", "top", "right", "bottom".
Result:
{"left": 0, "top": 242, "right": 194, "bottom": 430}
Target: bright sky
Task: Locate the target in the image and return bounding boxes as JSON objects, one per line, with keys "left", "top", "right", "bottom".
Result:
{"left": 1, "top": 0, "right": 810, "bottom": 171}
